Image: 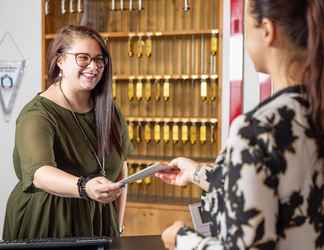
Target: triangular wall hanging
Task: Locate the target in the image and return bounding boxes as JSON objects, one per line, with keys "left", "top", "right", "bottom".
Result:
{"left": 0, "top": 32, "right": 26, "bottom": 122}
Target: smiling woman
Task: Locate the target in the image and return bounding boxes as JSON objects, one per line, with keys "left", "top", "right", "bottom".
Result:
{"left": 2, "top": 25, "right": 133, "bottom": 240}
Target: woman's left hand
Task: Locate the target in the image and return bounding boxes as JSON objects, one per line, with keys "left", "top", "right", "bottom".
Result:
{"left": 161, "top": 221, "right": 185, "bottom": 250}
{"left": 85, "top": 176, "right": 122, "bottom": 203}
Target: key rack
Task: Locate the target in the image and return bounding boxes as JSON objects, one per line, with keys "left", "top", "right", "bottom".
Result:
{"left": 42, "top": 0, "right": 223, "bottom": 235}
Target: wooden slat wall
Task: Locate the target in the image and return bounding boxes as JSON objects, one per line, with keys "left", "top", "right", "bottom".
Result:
{"left": 43, "top": 0, "right": 222, "bottom": 204}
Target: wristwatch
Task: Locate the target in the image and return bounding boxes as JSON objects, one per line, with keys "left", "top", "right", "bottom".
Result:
{"left": 192, "top": 165, "right": 202, "bottom": 184}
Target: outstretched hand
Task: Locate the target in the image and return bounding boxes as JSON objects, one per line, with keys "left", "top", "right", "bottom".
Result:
{"left": 155, "top": 157, "right": 199, "bottom": 186}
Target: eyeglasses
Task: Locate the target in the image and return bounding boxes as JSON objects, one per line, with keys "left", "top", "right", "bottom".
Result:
{"left": 65, "top": 52, "right": 108, "bottom": 69}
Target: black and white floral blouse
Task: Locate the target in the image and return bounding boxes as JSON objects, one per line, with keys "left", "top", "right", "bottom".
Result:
{"left": 176, "top": 86, "right": 324, "bottom": 250}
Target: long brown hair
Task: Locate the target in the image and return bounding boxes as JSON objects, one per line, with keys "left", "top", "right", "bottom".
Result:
{"left": 249, "top": 0, "right": 324, "bottom": 169}
{"left": 47, "top": 25, "right": 123, "bottom": 159}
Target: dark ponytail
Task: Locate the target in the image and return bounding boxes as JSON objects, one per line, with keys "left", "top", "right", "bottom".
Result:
{"left": 303, "top": 0, "right": 324, "bottom": 136}
{"left": 249, "top": 0, "right": 324, "bottom": 173}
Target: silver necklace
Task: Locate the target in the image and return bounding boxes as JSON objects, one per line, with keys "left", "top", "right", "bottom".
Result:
{"left": 59, "top": 81, "right": 106, "bottom": 176}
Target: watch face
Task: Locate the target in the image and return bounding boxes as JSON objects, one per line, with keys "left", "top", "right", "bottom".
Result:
{"left": 193, "top": 167, "right": 202, "bottom": 183}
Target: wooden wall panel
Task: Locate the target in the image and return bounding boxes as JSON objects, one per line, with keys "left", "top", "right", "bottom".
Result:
{"left": 42, "top": 1, "right": 223, "bottom": 234}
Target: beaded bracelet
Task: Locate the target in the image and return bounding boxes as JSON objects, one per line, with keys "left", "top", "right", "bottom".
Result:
{"left": 77, "top": 174, "right": 104, "bottom": 200}
{"left": 77, "top": 176, "right": 89, "bottom": 199}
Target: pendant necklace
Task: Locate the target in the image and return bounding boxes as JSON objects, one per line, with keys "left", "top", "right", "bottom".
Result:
{"left": 59, "top": 81, "right": 106, "bottom": 176}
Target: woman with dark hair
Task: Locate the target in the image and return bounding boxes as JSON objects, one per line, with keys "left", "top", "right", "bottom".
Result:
{"left": 3, "top": 25, "right": 133, "bottom": 240}
{"left": 156, "top": 0, "right": 324, "bottom": 249}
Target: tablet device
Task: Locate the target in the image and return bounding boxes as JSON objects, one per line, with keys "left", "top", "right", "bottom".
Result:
{"left": 188, "top": 202, "right": 212, "bottom": 237}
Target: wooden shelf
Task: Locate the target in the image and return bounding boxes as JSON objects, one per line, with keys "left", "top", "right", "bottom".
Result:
{"left": 114, "top": 74, "right": 218, "bottom": 81}
{"left": 45, "top": 74, "right": 219, "bottom": 81}
{"left": 126, "top": 117, "right": 218, "bottom": 124}
{"left": 127, "top": 156, "right": 216, "bottom": 165}
{"left": 45, "top": 29, "right": 220, "bottom": 40}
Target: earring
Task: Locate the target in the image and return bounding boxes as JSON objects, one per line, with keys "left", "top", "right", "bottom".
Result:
{"left": 59, "top": 70, "right": 63, "bottom": 79}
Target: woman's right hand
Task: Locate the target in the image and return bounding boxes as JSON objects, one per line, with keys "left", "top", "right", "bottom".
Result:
{"left": 85, "top": 176, "right": 122, "bottom": 203}
{"left": 155, "top": 157, "right": 199, "bottom": 186}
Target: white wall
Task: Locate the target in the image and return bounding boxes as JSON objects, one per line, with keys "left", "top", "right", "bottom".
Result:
{"left": 239, "top": 0, "right": 262, "bottom": 113}
{"left": 0, "top": 0, "right": 42, "bottom": 238}
{"left": 243, "top": 49, "right": 260, "bottom": 112}
{"left": 221, "top": 0, "right": 231, "bottom": 146}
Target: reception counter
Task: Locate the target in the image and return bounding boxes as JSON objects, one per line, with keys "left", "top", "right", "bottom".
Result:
{"left": 111, "top": 235, "right": 164, "bottom": 250}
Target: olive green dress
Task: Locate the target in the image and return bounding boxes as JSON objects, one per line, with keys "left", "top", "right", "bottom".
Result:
{"left": 3, "top": 95, "right": 133, "bottom": 240}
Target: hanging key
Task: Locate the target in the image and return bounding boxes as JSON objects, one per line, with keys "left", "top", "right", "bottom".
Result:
{"left": 135, "top": 121, "right": 141, "bottom": 143}
{"left": 210, "top": 124, "right": 215, "bottom": 143}
{"left": 144, "top": 76, "right": 152, "bottom": 101}
{"left": 200, "top": 120, "right": 207, "bottom": 144}
{"left": 172, "top": 119, "right": 179, "bottom": 144}
{"left": 144, "top": 120, "right": 152, "bottom": 144}
{"left": 138, "top": 0, "right": 143, "bottom": 10}
{"left": 45, "top": 0, "right": 50, "bottom": 15}
{"left": 136, "top": 77, "right": 143, "bottom": 101}
{"left": 183, "top": 0, "right": 190, "bottom": 11}
{"left": 144, "top": 164, "right": 152, "bottom": 184}
{"left": 128, "top": 34, "right": 135, "bottom": 57}
{"left": 154, "top": 120, "right": 161, "bottom": 143}
{"left": 145, "top": 33, "right": 153, "bottom": 57}
{"left": 111, "top": 0, "right": 116, "bottom": 10}
{"left": 69, "top": 0, "right": 75, "bottom": 13}
{"left": 181, "top": 120, "right": 189, "bottom": 144}
{"left": 211, "top": 75, "right": 217, "bottom": 101}
{"left": 77, "top": 0, "right": 83, "bottom": 13}
{"left": 120, "top": 0, "right": 124, "bottom": 10}
{"left": 61, "top": 0, "right": 66, "bottom": 14}
{"left": 144, "top": 175, "right": 152, "bottom": 185}
{"left": 128, "top": 77, "right": 135, "bottom": 101}
{"left": 210, "top": 119, "right": 217, "bottom": 144}
{"left": 128, "top": 165, "right": 135, "bottom": 194}
{"left": 163, "top": 76, "right": 170, "bottom": 101}
{"left": 200, "top": 35, "right": 208, "bottom": 101}
{"left": 209, "top": 53, "right": 217, "bottom": 101}
{"left": 112, "top": 77, "right": 117, "bottom": 99}
{"left": 129, "top": 0, "right": 133, "bottom": 10}
{"left": 136, "top": 34, "right": 145, "bottom": 58}
{"left": 163, "top": 121, "right": 170, "bottom": 144}
{"left": 155, "top": 76, "right": 161, "bottom": 101}
{"left": 128, "top": 163, "right": 135, "bottom": 178}
{"left": 191, "top": 35, "right": 195, "bottom": 89}
{"left": 211, "top": 31, "right": 218, "bottom": 56}
{"left": 200, "top": 75, "right": 208, "bottom": 101}
{"left": 135, "top": 165, "right": 143, "bottom": 184}
{"left": 210, "top": 52, "right": 217, "bottom": 76}
{"left": 190, "top": 120, "right": 197, "bottom": 145}
{"left": 144, "top": 173, "right": 152, "bottom": 184}
{"left": 128, "top": 120, "right": 135, "bottom": 142}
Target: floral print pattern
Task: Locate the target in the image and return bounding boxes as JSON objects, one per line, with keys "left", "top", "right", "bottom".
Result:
{"left": 176, "top": 86, "right": 324, "bottom": 250}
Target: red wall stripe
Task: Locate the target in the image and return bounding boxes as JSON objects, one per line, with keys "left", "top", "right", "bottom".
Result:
{"left": 229, "top": 0, "right": 244, "bottom": 124}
